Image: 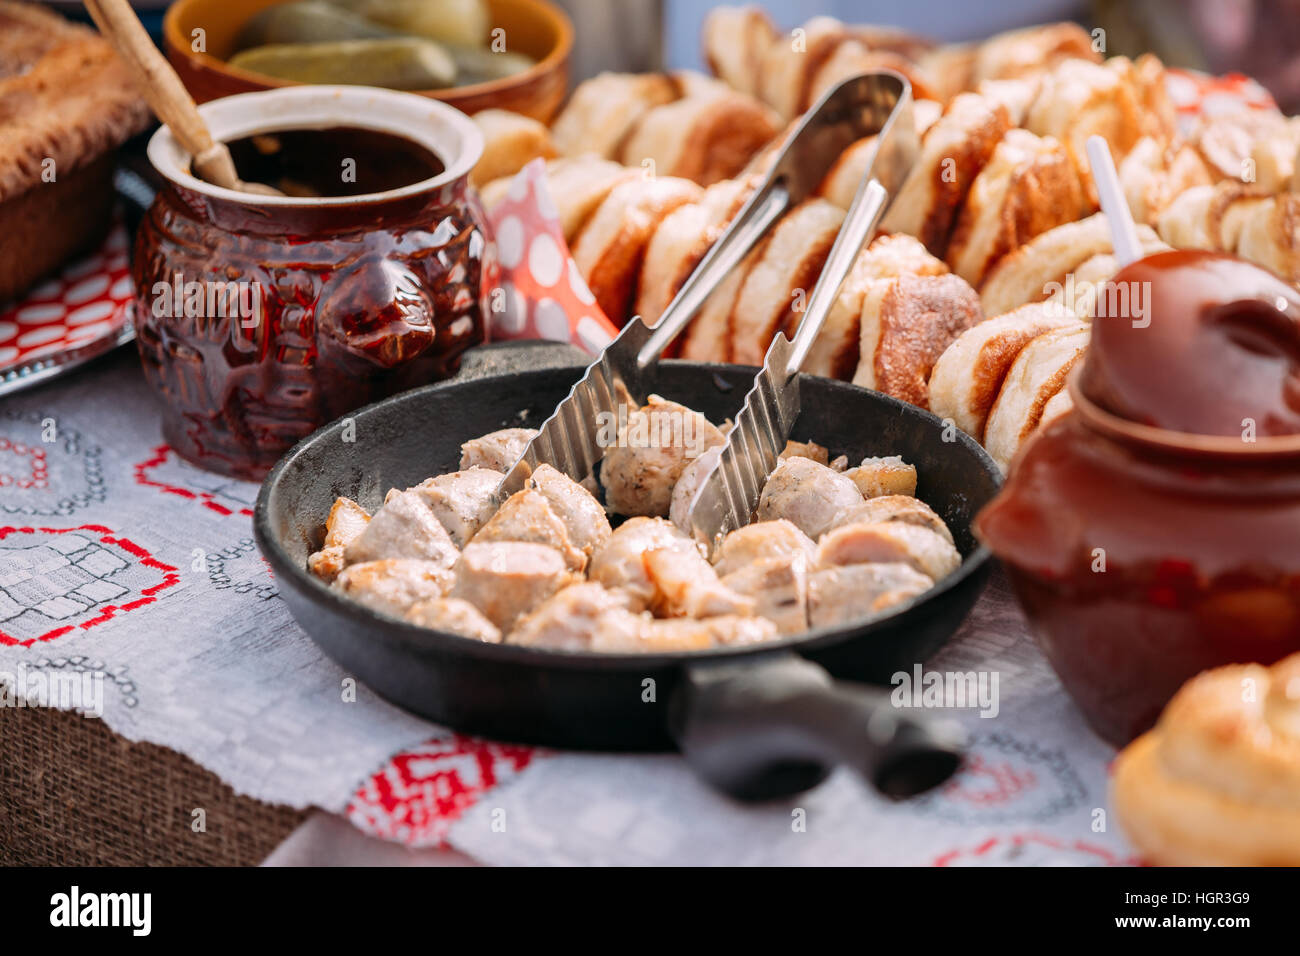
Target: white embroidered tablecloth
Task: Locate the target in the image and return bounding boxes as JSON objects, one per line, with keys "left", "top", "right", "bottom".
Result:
{"left": 0, "top": 349, "right": 1137, "bottom": 865}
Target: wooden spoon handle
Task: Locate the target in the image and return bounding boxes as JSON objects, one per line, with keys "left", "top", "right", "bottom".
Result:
{"left": 84, "top": 0, "right": 242, "bottom": 190}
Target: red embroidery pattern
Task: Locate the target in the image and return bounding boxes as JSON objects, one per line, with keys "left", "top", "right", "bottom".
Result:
{"left": 133, "top": 444, "right": 256, "bottom": 518}
{"left": 941, "top": 755, "right": 1039, "bottom": 807}
{"left": 932, "top": 832, "right": 1138, "bottom": 867}
{"left": 0, "top": 524, "right": 180, "bottom": 646}
{"left": 0, "top": 437, "right": 47, "bottom": 490}
{"left": 347, "top": 734, "right": 537, "bottom": 848}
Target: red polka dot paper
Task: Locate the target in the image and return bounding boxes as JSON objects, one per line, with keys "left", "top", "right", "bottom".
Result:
{"left": 486, "top": 159, "right": 620, "bottom": 354}
{"left": 0, "top": 223, "right": 133, "bottom": 377}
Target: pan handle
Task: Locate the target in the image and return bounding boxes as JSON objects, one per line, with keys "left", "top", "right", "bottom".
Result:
{"left": 669, "top": 652, "right": 966, "bottom": 802}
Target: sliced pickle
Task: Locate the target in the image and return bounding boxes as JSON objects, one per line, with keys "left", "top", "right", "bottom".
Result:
{"left": 229, "top": 38, "right": 457, "bottom": 90}
{"left": 323, "top": 0, "right": 490, "bottom": 47}
{"left": 446, "top": 44, "right": 534, "bottom": 84}
{"left": 237, "top": 2, "right": 396, "bottom": 49}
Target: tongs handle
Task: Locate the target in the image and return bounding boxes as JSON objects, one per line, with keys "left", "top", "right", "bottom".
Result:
{"left": 636, "top": 70, "right": 916, "bottom": 371}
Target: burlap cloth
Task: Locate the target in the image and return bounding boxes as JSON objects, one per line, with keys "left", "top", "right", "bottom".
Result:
{"left": 0, "top": 706, "right": 305, "bottom": 866}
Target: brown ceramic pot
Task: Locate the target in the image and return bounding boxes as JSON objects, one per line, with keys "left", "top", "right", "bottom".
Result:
{"left": 132, "top": 85, "right": 495, "bottom": 479}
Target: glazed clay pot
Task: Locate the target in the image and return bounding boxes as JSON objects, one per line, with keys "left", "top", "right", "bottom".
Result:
{"left": 977, "top": 251, "right": 1300, "bottom": 746}
{"left": 133, "top": 85, "right": 494, "bottom": 480}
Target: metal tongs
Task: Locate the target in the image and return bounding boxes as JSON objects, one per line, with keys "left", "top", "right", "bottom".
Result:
{"left": 499, "top": 72, "right": 920, "bottom": 544}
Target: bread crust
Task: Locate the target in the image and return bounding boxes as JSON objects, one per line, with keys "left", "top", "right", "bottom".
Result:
{"left": 852, "top": 273, "right": 984, "bottom": 408}
{"left": 982, "top": 323, "right": 1089, "bottom": 471}
{"left": 571, "top": 176, "right": 702, "bottom": 325}
{"left": 1113, "top": 654, "right": 1300, "bottom": 866}
{"left": 880, "top": 93, "right": 1013, "bottom": 257}
{"left": 929, "top": 301, "right": 1078, "bottom": 440}
{"left": 0, "top": 1, "right": 150, "bottom": 204}
{"left": 728, "top": 199, "right": 845, "bottom": 366}
{"left": 946, "top": 129, "right": 1085, "bottom": 286}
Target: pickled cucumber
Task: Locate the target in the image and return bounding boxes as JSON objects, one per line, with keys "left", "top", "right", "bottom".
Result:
{"left": 323, "top": 0, "right": 490, "bottom": 48}
{"left": 229, "top": 38, "right": 457, "bottom": 90}
{"left": 446, "top": 44, "right": 534, "bottom": 84}
{"left": 237, "top": 2, "right": 396, "bottom": 49}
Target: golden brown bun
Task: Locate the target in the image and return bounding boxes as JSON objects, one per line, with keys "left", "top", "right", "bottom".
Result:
{"left": 852, "top": 273, "right": 984, "bottom": 409}
{"left": 571, "top": 176, "right": 702, "bottom": 325}
{"left": 635, "top": 178, "right": 750, "bottom": 324}
{"left": 728, "top": 199, "right": 846, "bottom": 366}
{"left": 804, "top": 40, "right": 938, "bottom": 109}
{"left": 975, "top": 76, "right": 1043, "bottom": 127}
{"left": 470, "top": 109, "right": 557, "bottom": 187}
{"left": 1113, "top": 653, "right": 1300, "bottom": 866}
{"left": 880, "top": 93, "right": 1013, "bottom": 257}
{"left": 982, "top": 323, "right": 1090, "bottom": 471}
{"left": 1155, "top": 180, "right": 1300, "bottom": 284}
{"left": 803, "top": 234, "right": 948, "bottom": 381}
{"left": 702, "top": 4, "right": 779, "bottom": 99}
{"left": 917, "top": 43, "right": 977, "bottom": 103}
{"left": 1189, "top": 110, "right": 1300, "bottom": 185}
{"left": 757, "top": 15, "right": 849, "bottom": 121}
{"left": 1024, "top": 58, "right": 1145, "bottom": 206}
{"left": 1235, "top": 191, "right": 1300, "bottom": 286}
{"left": 1124, "top": 53, "right": 1178, "bottom": 144}
{"left": 1118, "top": 136, "right": 1214, "bottom": 225}
{"left": 946, "top": 128, "right": 1086, "bottom": 286}
{"left": 928, "top": 300, "right": 1078, "bottom": 440}
{"left": 550, "top": 72, "right": 678, "bottom": 159}
{"left": 979, "top": 212, "right": 1165, "bottom": 317}
{"left": 618, "top": 91, "right": 780, "bottom": 186}
{"left": 972, "top": 21, "right": 1100, "bottom": 84}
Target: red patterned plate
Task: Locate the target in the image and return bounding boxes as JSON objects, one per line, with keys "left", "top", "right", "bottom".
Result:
{"left": 0, "top": 221, "right": 135, "bottom": 397}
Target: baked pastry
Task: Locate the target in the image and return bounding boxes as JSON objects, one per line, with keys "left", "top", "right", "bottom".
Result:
{"left": 1118, "top": 136, "right": 1213, "bottom": 225}
{"left": 880, "top": 93, "right": 1013, "bottom": 257}
{"left": 979, "top": 212, "right": 1165, "bottom": 317}
{"left": 852, "top": 272, "right": 984, "bottom": 409}
{"left": 728, "top": 198, "right": 845, "bottom": 365}
{"left": 803, "top": 234, "right": 948, "bottom": 380}
{"left": 804, "top": 40, "right": 938, "bottom": 109}
{"left": 917, "top": 43, "right": 977, "bottom": 103}
{"left": 0, "top": 1, "right": 150, "bottom": 303}
{"left": 470, "top": 109, "right": 556, "bottom": 187}
{"left": 1042, "top": 250, "right": 1132, "bottom": 318}
{"left": 618, "top": 90, "right": 780, "bottom": 186}
{"left": 702, "top": 4, "right": 778, "bottom": 99}
{"left": 1113, "top": 653, "right": 1300, "bottom": 866}
{"left": 974, "top": 76, "right": 1043, "bottom": 126}
{"left": 1157, "top": 181, "right": 1300, "bottom": 286}
{"left": 1023, "top": 57, "right": 1148, "bottom": 206}
{"left": 571, "top": 175, "right": 701, "bottom": 326}
{"left": 1234, "top": 191, "right": 1300, "bottom": 287}
{"left": 550, "top": 71, "right": 678, "bottom": 160}
{"left": 946, "top": 128, "right": 1085, "bottom": 286}
{"left": 1189, "top": 110, "right": 1300, "bottom": 186}
{"left": 757, "top": 15, "right": 849, "bottom": 121}
{"left": 635, "top": 178, "right": 750, "bottom": 325}
{"left": 1122, "top": 53, "right": 1178, "bottom": 145}
{"left": 971, "top": 21, "right": 1099, "bottom": 84}
{"left": 928, "top": 300, "right": 1078, "bottom": 440}
{"left": 982, "top": 322, "right": 1090, "bottom": 471}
